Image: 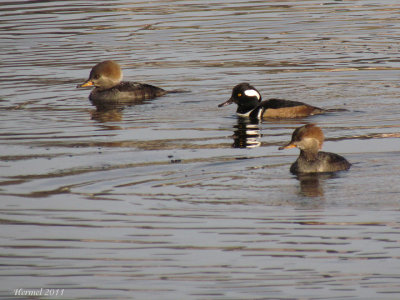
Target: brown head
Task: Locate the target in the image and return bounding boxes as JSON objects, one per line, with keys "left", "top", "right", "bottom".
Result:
{"left": 279, "top": 124, "right": 324, "bottom": 152}
{"left": 77, "top": 60, "right": 123, "bottom": 90}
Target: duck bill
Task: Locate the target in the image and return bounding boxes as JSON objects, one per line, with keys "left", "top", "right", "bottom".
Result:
{"left": 218, "top": 97, "right": 234, "bottom": 108}
{"left": 76, "top": 80, "right": 94, "bottom": 88}
{"left": 278, "top": 143, "right": 297, "bottom": 150}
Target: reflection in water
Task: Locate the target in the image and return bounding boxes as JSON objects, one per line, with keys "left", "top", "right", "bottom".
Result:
{"left": 296, "top": 173, "right": 338, "bottom": 198}
{"left": 89, "top": 98, "right": 148, "bottom": 123}
{"left": 296, "top": 173, "right": 325, "bottom": 198}
{"left": 90, "top": 106, "right": 124, "bottom": 123}
{"left": 232, "top": 118, "right": 261, "bottom": 148}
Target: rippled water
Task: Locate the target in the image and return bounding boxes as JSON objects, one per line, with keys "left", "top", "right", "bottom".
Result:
{"left": 1, "top": 1, "right": 400, "bottom": 299}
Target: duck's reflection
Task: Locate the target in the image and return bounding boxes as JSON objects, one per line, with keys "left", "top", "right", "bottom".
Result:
{"left": 90, "top": 105, "right": 124, "bottom": 123}
{"left": 295, "top": 173, "right": 337, "bottom": 198}
{"left": 296, "top": 173, "right": 324, "bottom": 197}
{"left": 232, "top": 118, "right": 261, "bottom": 148}
{"left": 89, "top": 98, "right": 148, "bottom": 123}
{"left": 90, "top": 106, "right": 124, "bottom": 123}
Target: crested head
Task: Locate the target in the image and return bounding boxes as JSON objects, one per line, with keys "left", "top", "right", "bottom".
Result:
{"left": 218, "top": 82, "right": 262, "bottom": 110}
{"left": 231, "top": 82, "right": 262, "bottom": 103}
{"left": 279, "top": 124, "right": 324, "bottom": 152}
{"left": 291, "top": 124, "right": 324, "bottom": 150}
{"left": 78, "top": 60, "right": 123, "bottom": 90}
{"left": 216, "top": 82, "right": 261, "bottom": 113}
{"left": 291, "top": 124, "right": 324, "bottom": 149}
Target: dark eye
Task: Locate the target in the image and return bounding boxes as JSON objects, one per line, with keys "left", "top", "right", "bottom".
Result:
{"left": 93, "top": 74, "right": 100, "bottom": 80}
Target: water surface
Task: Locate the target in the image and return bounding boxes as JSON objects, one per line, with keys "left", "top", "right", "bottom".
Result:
{"left": 1, "top": 1, "right": 400, "bottom": 299}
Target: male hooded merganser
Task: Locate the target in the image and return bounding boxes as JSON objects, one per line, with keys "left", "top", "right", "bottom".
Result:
{"left": 279, "top": 124, "right": 351, "bottom": 174}
{"left": 218, "top": 83, "right": 325, "bottom": 119}
{"left": 77, "top": 60, "right": 167, "bottom": 105}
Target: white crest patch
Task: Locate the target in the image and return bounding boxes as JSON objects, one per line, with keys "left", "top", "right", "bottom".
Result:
{"left": 244, "top": 89, "right": 260, "bottom": 100}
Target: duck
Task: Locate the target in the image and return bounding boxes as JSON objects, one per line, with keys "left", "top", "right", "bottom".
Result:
{"left": 77, "top": 60, "right": 167, "bottom": 105}
{"left": 279, "top": 124, "right": 351, "bottom": 174}
{"left": 218, "top": 82, "right": 326, "bottom": 119}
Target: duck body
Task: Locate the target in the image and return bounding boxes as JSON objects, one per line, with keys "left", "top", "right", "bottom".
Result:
{"left": 279, "top": 124, "right": 351, "bottom": 174}
{"left": 258, "top": 98, "right": 325, "bottom": 119}
{"left": 289, "top": 150, "right": 351, "bottom": 174}
{"left": 219, "top": 83, "right": 325, "bottom": 119}
{"left": 77, "top": 60, "right": 167, "bottom": 105}
{"left": 88, "top": 81, "right": 166, "bottom": 105}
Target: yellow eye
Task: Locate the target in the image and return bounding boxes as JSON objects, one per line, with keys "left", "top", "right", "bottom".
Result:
{"left": 238, "top": 93, "right": 242, "bottom": 97}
